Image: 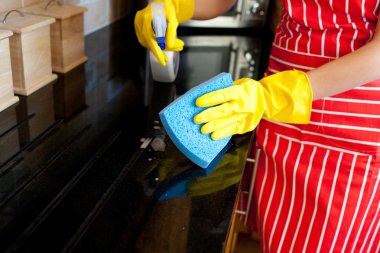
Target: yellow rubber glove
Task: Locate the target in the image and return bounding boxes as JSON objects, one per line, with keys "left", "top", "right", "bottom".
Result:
{"left": 194, "top": 70, "right": 313, "bottom": 140}
{"left": 134, "top": 0, "right": 194, "bottom": 66}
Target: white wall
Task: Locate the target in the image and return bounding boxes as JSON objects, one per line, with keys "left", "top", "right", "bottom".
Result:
{"left": 0, "top": 0, "right": 132, "bottom": 34}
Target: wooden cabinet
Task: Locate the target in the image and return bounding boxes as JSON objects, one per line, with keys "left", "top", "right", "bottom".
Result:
{"left": 21, "top": 2, "right": 88, "bottom": 73}
{"left": 0, "top": 29, "right": 19, "bottom": 112}
{"left": 0, "top": 11, "right": 57, "bottom": 96}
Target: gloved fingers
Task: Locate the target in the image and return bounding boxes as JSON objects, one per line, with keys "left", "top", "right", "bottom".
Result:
{"left": 210, "top": 113, "right": 261, "bottom": 140}
{"left": 201, "top": 113, "right": 248, "bottom": 135}
{"left": 166, "top": 20, "right": 180, "bottom": 49}
{"left": 196, "top": 79, "right": 263, "bottom": 108}
{"left": 166, "top": 38, "right": 184, "bottom": 51}
{"left": 233, "top": 77, "right": 253, "bottom": 86}
{"left": 195, "top": 85, "right": 242, "bottom": 108}
{"left": 210, "top": 123, "right": 242, "bottom": 140}
{"left": 148, "top": 40, "right": 168, "bottom": 66}
{"left": 134, "top": 9, "right": 152, "bottom": 48}
{"left": 194, "top": 102, "right": 239, "bottom": 124}
{"left": 164, "top": 0, "right": 181, "bottom": 50}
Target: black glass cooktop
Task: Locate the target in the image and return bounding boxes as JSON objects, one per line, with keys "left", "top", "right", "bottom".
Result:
{"left": 0, "top": 15, "right": 270, "bottom": 253}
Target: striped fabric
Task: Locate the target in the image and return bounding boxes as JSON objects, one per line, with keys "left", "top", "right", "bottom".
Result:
{"left": 236, "top": 0, "right": 380, "bottom": 252}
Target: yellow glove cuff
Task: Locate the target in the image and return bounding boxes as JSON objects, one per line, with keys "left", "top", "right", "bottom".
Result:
{"left": 259, "top": 70, "right": 313, "bottom": 124}
{"left": 172, "top": 0, "right": 194, "bottom": 23}
{"left": 154, "top": 0, "right": 194, "bottom": 23}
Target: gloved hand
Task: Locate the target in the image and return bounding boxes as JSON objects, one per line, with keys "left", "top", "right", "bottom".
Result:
{"left": 134, "top": 0, "right": 194, "bottom": 66}
{"left": 194, "top": 70, "right": 313, "bottom": 140}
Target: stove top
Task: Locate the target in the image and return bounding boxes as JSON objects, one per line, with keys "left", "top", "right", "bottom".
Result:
{"left": 0, "top": 17, "right": 270, "bottom": 253}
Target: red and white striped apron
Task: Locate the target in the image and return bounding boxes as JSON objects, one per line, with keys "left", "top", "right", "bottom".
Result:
{"left": 236, "top": 0, "right": 380, "bottom": 252}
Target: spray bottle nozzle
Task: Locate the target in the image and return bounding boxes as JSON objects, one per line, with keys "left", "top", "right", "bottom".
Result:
{"left": 157, "top": 37, "right": 166, "bottom": 50}
{"left": 151, "top": 3, "right": 167, "bottom": 50}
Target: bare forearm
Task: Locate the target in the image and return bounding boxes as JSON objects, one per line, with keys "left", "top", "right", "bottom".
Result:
{"left": 192, "top": 0, "right": 237, "bottom": 20}
{"left": 307, "top": 40, "right": 380, "bottom": 100}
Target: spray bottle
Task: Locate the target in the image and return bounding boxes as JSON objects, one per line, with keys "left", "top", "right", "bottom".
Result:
{"left": 149, "top": 2, "right": 180, "bottom": 83}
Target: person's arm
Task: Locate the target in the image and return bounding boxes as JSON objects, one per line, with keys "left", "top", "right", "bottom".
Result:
{"left": 308, "top": 20, "right": 380, "bottom": 100}
{"left": 192, "top": 0, "right": 237, "bottom": 20}
{"left": 193, "top": 19, "right": 380, "bottom": 140}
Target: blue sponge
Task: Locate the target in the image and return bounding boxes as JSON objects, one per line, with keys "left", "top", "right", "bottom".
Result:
{"left": 159, "top": 72, "right": 233, "bottom": 168}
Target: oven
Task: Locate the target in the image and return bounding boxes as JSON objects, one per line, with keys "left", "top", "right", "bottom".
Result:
{"left": 172, "top": 35, "right": 263, "bottom": 95}
{"left": 180, "top": 0, "right": 270, "bottom": 28}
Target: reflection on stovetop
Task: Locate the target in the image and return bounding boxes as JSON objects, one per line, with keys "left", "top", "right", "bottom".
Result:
{"left": 0, "top": 17, "right": 148, "bottom": 253}
{"left": 130, "top": 133, "right": 250, "bottom": 253}
{"left": 0, "top": 17, "right": 270, "bottom": 253}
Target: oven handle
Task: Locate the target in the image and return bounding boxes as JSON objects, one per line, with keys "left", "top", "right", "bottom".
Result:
{"left": 236, "top": 0, "right": 243, "bottom": 14}
{"left": 228, "top": 46, "right": 238, "bottom": 78}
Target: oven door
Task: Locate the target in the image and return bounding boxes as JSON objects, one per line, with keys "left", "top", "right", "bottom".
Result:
{"left": 172, "top": 35, "right": 262, "bottom": 95}
{"left": 180, "top": 0, "right": 270, "bottom": 28}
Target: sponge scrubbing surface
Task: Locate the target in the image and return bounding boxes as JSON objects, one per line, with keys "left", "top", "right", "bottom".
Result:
{"left": 159, "top": 72, "right": 233, "bottom": 168}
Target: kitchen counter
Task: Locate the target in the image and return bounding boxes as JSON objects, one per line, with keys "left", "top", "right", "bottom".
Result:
{"left": 0, "top": 16, "right": 271, "bottom": 253}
